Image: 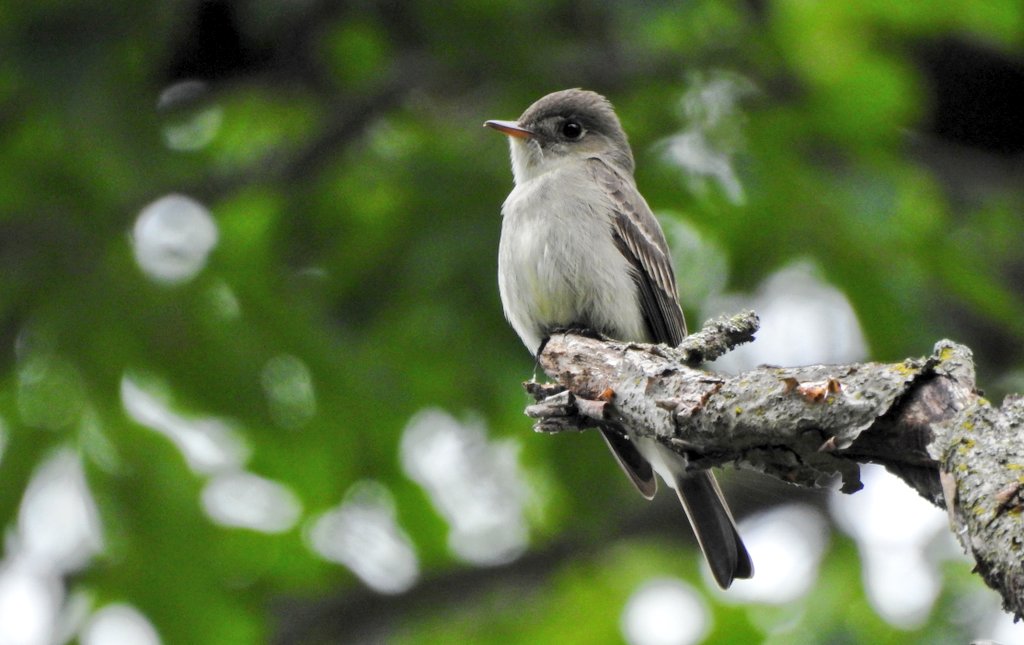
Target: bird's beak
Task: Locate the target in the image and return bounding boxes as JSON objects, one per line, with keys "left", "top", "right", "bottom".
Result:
{"left": 484, "top": 120, "right": 534, "bottom": 139}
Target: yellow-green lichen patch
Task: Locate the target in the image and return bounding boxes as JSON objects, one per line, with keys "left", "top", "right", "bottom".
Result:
{"left": 894, "top": 362, "right": 919, "bottom": 376}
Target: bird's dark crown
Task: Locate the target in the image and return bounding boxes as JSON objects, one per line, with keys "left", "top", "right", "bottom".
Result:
{"left": 517, "top": 89, "right": 634, "bottom": 173}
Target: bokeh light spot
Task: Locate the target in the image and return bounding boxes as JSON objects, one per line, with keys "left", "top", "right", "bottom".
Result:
{"left": 661, "top": 70, "right": 756, "bottom": 205}
{"left": 306, "top": 481, "right": 419, "bottom": 594}
{"left": 158, "top": 79, "right": 223, "bottom": 152}
{"left": 132, "top": 194, "right": 218, "bottom": 285}
{"left": 18, "top": 449, "right": 103, "bottom": 573}
{"left": 207, "top": 280, "right": 242, "bottom": 320}
{"left": 830, "top": 464, "right": 951, "bottom": 628}
{"left": 400, "top": 408, "right": 530, "bottom": 566}
{"left": 722, "top": 504, "right": 829, "bottom": 604}
{"left": 81, "top": 603, "right": 161, "bottom": 645}
{"left": 121, "top": 376, "right": 250, "bottom": 475}
{"left": 0, "top": 560, "right": 60, "bottom": 645}
{"left": 201, "top": 471, "right": 302, "bottom": 533}
{"left": 260, "top": 354, "right": 316, "bottom": 430}
{"left": 621, "top": 578, "right": 710, "bottom": 645}
{"left": 708, "top": 261, "right": 868, "bottom": 372}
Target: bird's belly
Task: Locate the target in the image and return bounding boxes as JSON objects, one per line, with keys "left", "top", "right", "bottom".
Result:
{"left": 516, "top": 234, "right": 577, "bottom": 325}
{"left": 499, "top": 220, "right": 578, "bottom": 351}
{"left": 498, "top": 194, "right": 647, "bottom": 353}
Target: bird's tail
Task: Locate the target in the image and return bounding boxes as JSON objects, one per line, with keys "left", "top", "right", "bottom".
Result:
{"left": 674, "top": 471, "right": 753, "bottom": 589}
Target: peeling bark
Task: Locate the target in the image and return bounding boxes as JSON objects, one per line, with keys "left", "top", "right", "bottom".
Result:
{"left": 524, "top": 313, "right": 1024, "bottom": 618}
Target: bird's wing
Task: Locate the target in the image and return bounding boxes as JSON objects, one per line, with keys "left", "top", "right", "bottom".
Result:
{"left": 581, "top": 157, "right": 675, "bottom": 499}
{"left": 587, "top": 157, "right": 687, "bottom": 346}
{"left": 589, "top": 160, "right": 751, "bottom": 587}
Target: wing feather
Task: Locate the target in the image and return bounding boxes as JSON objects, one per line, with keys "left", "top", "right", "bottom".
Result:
{"left": 588, "top": 158, "right": 687, "bottom": 346}
{"left": 588, "top": 158, "right": 751, "bottom": 587}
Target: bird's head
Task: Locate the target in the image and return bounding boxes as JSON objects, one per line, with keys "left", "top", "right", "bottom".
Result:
{"left": 485, "top": 89, "right": 634, "bottom": 184}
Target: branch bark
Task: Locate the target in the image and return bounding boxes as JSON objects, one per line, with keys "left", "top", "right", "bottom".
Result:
{"left": 525, "top": 313, "right": 1024, "bottom": 618}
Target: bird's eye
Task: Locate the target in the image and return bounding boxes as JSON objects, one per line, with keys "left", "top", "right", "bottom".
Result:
{"left": 561, "top": 120, "right": 584, "bottom": 140}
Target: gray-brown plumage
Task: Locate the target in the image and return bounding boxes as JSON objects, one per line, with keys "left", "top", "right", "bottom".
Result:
{"left": 486, "top": 89, "right": 752, "bottom": 588}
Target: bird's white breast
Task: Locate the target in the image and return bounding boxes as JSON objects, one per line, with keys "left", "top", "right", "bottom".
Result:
{"left": 497, "top": 161, "right": 647, "bottom": 355}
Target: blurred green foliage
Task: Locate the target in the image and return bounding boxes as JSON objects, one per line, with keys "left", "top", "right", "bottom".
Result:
{"left": 2, "top": 0, "right": 1023, "bottom": 643}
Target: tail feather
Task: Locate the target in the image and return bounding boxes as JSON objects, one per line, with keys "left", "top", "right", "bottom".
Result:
{"left": 675, "top": 471, "right": 753, "bottom": 588}
{"left": 599, "top": 429, "right": 657, "bottom": 500}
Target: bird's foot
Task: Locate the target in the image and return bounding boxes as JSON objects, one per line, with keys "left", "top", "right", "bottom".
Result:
{"left": 548, "top": 326, "right": 608, "bottom": 342}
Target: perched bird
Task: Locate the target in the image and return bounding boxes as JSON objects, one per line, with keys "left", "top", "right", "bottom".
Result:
{"left": 485, "top": 89, "right": 752, "bottom": 588}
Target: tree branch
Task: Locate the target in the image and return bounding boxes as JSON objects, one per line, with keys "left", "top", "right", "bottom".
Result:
{"left": 525, "top": 315, "right": 1024, "bottom": 618}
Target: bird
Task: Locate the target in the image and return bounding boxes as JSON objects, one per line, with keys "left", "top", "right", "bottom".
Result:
{"left": 485, "top": 88, "right": 752, "bottom": 588}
